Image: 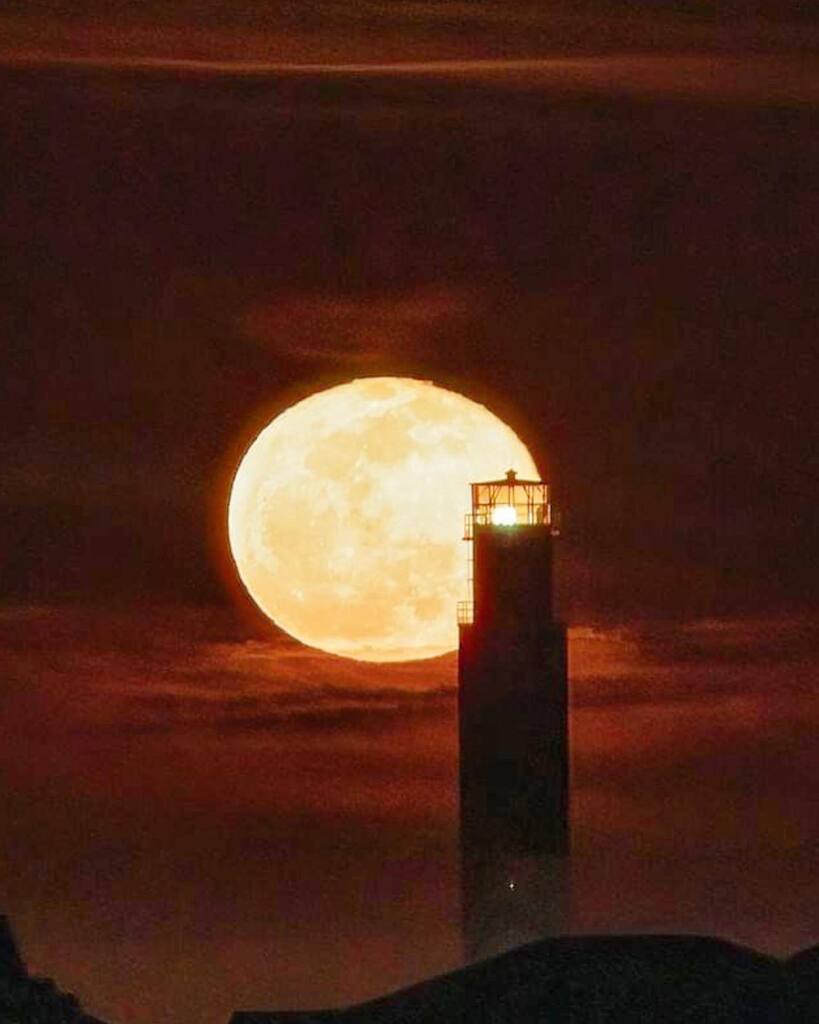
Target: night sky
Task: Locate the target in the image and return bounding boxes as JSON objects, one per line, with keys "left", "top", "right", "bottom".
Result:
{"left": 2, "top": 5, "right": 819, "bottom": 1023}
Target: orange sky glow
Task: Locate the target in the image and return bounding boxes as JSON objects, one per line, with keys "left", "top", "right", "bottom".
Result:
{"left": 3, "top": 608, "right": 819, "bottom": 1022}
{"left": 2, "top": 11, "right": 819, "bottom": 1021}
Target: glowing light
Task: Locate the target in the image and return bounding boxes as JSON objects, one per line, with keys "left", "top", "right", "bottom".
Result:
{"left": 227, "top": 377, "right": 537, "bottom": 662}
{"left": 491, "top": 504, "right": 518, "bottom": 526}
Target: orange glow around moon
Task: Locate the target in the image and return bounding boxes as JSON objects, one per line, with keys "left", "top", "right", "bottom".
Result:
{"left": 227, "top": 377, "right": 538, "bottom": 662}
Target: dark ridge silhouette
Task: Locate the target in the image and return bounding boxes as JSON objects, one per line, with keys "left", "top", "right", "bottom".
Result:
{"left": 0, "top": 915, "right": 25, "bottom": 976}
{"left": 231, "top": 933, "right": 819, "bottom": 1024}
{"left": 5, "top": 913, "right": 819, "bottom": 1022}
{"left": 0, "top": 914, "right": 106, "bottom": 1024}
{"left": 788, "top": 944, "right": 819, "bottom": 1021}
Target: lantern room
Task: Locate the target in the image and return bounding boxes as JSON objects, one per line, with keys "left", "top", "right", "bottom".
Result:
{"left": 465, "top": 469, "right": 553, "bottom": 534}
{"left": 458, "top": 470, "right": 557, "bottom": 628}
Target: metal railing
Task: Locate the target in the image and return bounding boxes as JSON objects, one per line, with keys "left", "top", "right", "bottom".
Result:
{"left": 457, "top": 601, "right": 474, "bottom": 626}
{"left": 463, "top": 505, "right": 554, "bottom": 539}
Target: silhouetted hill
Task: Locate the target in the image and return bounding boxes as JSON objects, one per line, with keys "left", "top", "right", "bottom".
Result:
{"left": 0, "top": 915, "right": 106, "bottom": 1024}
{"left": 0, "top": 917, "right": 25, "bottom": 977}
{"left": 5, "top": 915, "right": 819, "bottom": 1022}
{"left": 232, "top": 934, "right": 819, "bottom": 1023}
{"left": 788, "top": 944, "right": 819, "bottom": 1021}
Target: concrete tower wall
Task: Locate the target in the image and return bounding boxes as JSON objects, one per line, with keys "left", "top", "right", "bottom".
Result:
{"left": 458, "top": 519, "right": 569, "bottom": 961}
{"left": 472, "top": 524, "right": 554, "bottom": 633}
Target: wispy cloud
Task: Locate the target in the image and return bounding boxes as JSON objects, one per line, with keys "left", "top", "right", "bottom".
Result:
{"left": 116, "top": 682, "right": 455, "bottom": 736}
{"left": 4, "top": 52, "right": 819, "bottom": 105}
{"left": 633, "top": 616, "right": 819, "bottom": 667}
{"left": 3, "top": 0, "right": 819, "bottom": 73}
{"left": 0, "top": 604, "right": 457, "bottom": 740}
{"left": 3, "top": 601, "right": 819, "bottom": 1020}
{"left": 239, "top": 287, "right": 474, "bottom": 366}
{"left": 3, "top": 605, "right": 817, "bottom": 738}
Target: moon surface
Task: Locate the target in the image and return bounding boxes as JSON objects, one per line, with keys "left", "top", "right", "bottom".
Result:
{"left": 228, "top": 377, "right": 538, "bottom": 662}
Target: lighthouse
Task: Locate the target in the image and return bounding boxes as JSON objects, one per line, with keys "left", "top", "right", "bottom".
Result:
{"left": 457, "top": 470, "right": 569, "bottom": 962}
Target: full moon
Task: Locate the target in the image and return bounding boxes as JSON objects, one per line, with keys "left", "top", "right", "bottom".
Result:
{"left": 227, "top": 377, "right": 538, "bottom": 662}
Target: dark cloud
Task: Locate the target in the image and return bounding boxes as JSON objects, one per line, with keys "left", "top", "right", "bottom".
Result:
{"left": 568, "top": 618, "right": 819, "bottom": 712}
{"left": 3, "top": 60, "right": 818, "bottom": 620}
{"left": 239, "top": 287, "right": 473, "bottom": 366}
{"left": 0, "top": 605, "right": 457, "bottom": 740}
{"left": 3, "top": 604, "right": 819, "bottom": 1022}
{"left": 633, "top": 617, "right": 819, "bottom": 668}
{"left": 115, "top": 681, "right": 456, "bottom": 736}
{"left": 3, "top": 1, "right": 819, "bottom": 70}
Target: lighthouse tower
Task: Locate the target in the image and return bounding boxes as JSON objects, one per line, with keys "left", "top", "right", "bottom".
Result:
{"left": 457, "top": 470, "right": 569, "bottom": 962}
